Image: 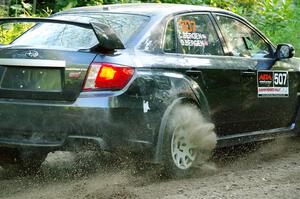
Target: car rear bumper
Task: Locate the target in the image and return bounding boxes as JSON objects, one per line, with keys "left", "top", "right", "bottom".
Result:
{"left": 0, "top": 91, "right": 155, "bottom": 151}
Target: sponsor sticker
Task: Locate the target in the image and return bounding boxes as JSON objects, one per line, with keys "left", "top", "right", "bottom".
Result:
{"left": 177, "top": 19, "right": 209, "bottom": 47}
{"left": 257, "top": 71, "right": 289, "bottom": 97}
{"left": 178, "top": 19, "right": 196, "bottom": 33}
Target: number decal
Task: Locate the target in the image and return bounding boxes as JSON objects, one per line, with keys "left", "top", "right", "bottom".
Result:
{"left": 257, "top": 71, "right": 289, "bottom": 97}
{"left": 178, "top": 20, "right": 196, "bottom": 33}
{"left": 274, "top": 72, "right": 287, "bottom": 86}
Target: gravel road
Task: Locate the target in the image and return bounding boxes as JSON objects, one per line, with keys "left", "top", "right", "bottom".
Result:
{"left": 1, "top": 137, "right": 300, "bottom": 199}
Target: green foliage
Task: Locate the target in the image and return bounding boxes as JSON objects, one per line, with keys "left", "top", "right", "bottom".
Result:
{"left": 236, "top": 0, "right": 299, "bottom": 56}
{"left": 247, "top": 0, "right": 294, "bottom": 33}
{"left": 264, "top": 6, "right": 300, "bottom": 56}
{"left": 9, "top": 0, "right": 52, "bottom": 17}
{"left": 0, "top": 0, "right": 52, "bottom": 44}
{"left": 0, "top": 23, "right": 34, "bottom": 44}
{"left": 54, "top": 0, "right": 103, "bottom": 12}
{"left": 0, "top": 5, "right": 8, "bottom": 16}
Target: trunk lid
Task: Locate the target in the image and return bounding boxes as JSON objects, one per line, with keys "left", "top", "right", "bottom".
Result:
{"left": 0, "top": 17, "right": 128, "bottom": 101}
{"left": 0, "top": 47, "right": 97, "bottom": 101}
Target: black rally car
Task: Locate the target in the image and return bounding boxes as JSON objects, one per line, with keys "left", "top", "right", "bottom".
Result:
{"left": 0, "top": 3, "right": 299, "bottom": 176}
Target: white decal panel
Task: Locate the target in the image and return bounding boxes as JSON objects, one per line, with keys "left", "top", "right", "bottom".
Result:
{"left": 257, "top": 71, "right": 289, "bottom": 97}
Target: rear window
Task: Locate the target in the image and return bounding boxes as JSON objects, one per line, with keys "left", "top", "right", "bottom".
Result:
{"left": 11, "top": 14, "right": 149, "bottom": 50}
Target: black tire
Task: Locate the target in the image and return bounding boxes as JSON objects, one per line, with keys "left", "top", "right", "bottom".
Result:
{"left": 1, "top": 149, "right": 48, "bottom": 176}
{"left": 162, "top": 104, "right": 217, "bottom": 178}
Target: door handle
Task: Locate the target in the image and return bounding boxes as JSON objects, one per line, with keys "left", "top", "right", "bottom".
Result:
{"left": 186, "top": 70, "right": 203, "bottom": 78}
{"left": 186, "top": 70, "right": 208, "bottom": 90}
{"left": 241, "top": 71, "right": 256, "bottom": 76}
{"left": 186, "top": 69, "right": 202, "bottom": 75}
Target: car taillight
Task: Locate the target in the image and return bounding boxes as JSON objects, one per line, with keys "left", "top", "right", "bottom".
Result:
{"left": 83, "top": 63, "right": 135, "bottom": 91}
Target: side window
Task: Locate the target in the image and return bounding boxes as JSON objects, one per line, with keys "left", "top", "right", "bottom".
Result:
{"left": 164, "top": 20, "right": 176, "bottom": 53}
{"left": 215, "top": 15, "right": 273, "bottom": 58}
{"left": 175, "top": 14, "right": 224, "bottom": 55}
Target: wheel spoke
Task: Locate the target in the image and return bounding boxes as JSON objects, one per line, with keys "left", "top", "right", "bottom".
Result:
{"left": 178, "top": 152, "right": 187, "bottom": 168}
{"left": 185, "top": 148, "right": 196, "bottom": 161}
{"left": 176, "top": 153, "right": 182, "bottom": 166}
{"left": 180, "top": 141, "right": 195, "bottom": 160}
{"left": 181, "top": 157, "right": 187, "bottom": 168}
{"left": 172, "top": 146, "right": 180, "bottom": 158}
{"left": 171, "top": 126, "right": 198, "bottom": 170}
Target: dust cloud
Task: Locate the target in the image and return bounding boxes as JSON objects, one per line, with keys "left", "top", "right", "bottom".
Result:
{"left": 169, "top": 104, "right": 217, "bottom": 164}
{"left": 1, "top": 106, "right": 300, "bottom": 198}
{"left": 1, "top": 137, "right": 300, "bottom": 198}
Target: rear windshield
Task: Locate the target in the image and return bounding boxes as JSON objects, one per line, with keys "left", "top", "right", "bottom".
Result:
{"left": 11, "top": 14, "right": 149, "bottom": 50}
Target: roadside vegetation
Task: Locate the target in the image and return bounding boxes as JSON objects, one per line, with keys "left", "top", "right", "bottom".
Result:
{"left": 0, "top": 0, "right": 299, "bottom": 56}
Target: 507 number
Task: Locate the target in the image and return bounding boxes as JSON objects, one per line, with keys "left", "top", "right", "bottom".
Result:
{"left": 274, "top": 72, "right": 288, "bottom": 86}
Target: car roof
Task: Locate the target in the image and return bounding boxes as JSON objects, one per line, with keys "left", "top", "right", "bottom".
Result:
{"left": 59, "top": 3, "right": 231, "bottom": 17}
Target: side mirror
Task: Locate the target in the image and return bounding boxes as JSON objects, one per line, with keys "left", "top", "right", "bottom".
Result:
{"left": 275, "top": 44, "right": 295, "bottom": 60}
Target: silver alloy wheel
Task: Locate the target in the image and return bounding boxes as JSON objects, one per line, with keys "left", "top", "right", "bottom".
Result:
{"left": 171, "top": 126, "right": 197, "bottom": 170}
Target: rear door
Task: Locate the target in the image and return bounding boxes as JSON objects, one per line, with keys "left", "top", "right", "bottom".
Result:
{"left": 214, "top": 14, "right": 299, "bottom": 131}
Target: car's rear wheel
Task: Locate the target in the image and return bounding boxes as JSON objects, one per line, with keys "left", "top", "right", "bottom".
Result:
{"left": 162, "top": 104, "right": 216, "bottom": 178}
{"left": 171, "top": 126, "right": 198, "bottom": 170}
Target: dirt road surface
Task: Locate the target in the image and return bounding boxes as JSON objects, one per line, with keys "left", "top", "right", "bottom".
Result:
{"left": 1, "top": 137, "right": 300, "bottom": 199}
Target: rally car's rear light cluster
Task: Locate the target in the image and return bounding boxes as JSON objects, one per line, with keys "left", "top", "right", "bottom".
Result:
{"left": 83, "top": 62, "right": 135, "bottom": 91}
